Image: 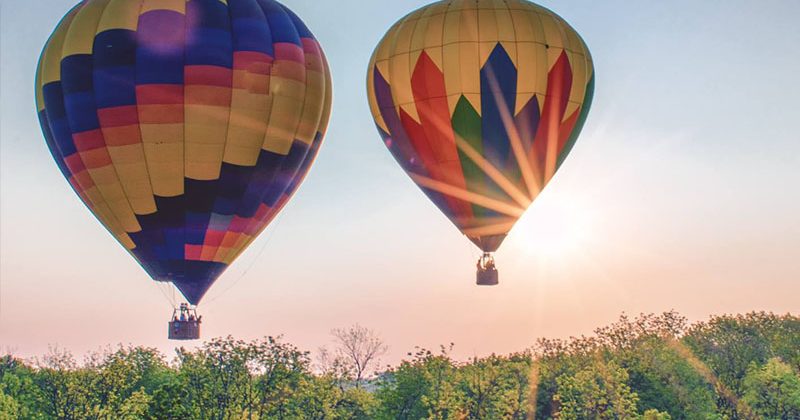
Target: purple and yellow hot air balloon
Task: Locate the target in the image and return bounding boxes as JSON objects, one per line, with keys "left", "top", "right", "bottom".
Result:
{"left": 367, "top": 0, "right": 594, "bottom": 285}
{"left": 36, "top": 0, "right": 332, "bottom": 337}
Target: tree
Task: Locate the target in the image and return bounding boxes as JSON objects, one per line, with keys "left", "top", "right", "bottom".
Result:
{"left": 457, "top": 354, "right": 532, "bottom": 419}
{"left": 554, "top": 359, "right": 640, "bottom": 419}
{"left": 742, "top": 358, "right": 800, "bottom": 419}
{"left": 374, "top": 346, "right": 461, "bottom": 420}
{"left": 641, "top": 409, "right": 672, "bottom": 420}
{"left": 327, "top": 324, "right": 388, "bottom": 388}
{"left": 0, "top": 388, "right": 19, "bottom": 420}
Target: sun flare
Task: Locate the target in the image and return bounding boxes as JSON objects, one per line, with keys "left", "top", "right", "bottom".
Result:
{"left": 507, "top": 189, "right": 596, "bottom": 262}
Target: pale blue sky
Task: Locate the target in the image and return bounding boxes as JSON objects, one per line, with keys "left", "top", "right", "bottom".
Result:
{"left": 1, "top": 0, "right": 798, "bottom": 362}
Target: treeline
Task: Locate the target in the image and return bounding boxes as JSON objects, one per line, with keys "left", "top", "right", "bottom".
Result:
{"left": 0, "top": 312, "right": 798, "bottom": 419}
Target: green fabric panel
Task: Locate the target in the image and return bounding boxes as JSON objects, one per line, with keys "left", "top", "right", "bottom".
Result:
{"left": 557, "top": 74, "right": 595, "bottom": 169}
{"left": 451, "top": 95, "right": 487, "bottom": 219}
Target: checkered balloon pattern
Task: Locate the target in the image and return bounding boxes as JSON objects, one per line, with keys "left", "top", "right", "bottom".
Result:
{"left": 36, "top": 0, "right": 332, "bottom": 304}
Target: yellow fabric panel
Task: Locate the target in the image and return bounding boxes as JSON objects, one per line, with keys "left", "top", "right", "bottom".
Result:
{"left": 388, "top": 15, "right": 418, "bottom": 120}
{"left": 185, "top": 143, "right": 225, "bottom": 180}
{"left": 476, "top": 0, "right": 499, "bottom": 9}
{"left": 538, "top": 12, "right": 568, "bottom": 51}
{"left": 441, "top": 4, "right": 463, "bottom": 114}
{"left": 35, "top": 60, "right": 45, "bottom": 112}
{"left": 317, "top": 51, "right": 334, "bottom": 137}
{"left": 448, "top": 0, "right": 475, "bottom": 12}
{"left": 119, "top": 233, "right": 136, "bottom": 250}
{"left": 185, "top": 82, "right": 230, "bottom": 180}
{"left": 139, "top": 121, "right": 183, "bottom": 142}
{"left": 89, "top": 167, "right": 141, "bottom": 232}
{"left": 514, "top": 43, "right": 541, "bottom": 91}
{"left": 263, "top": 76, "right": 304, "bottom": 153}
{"left": 510, "top": 9, "right": 536, "bottom": 43}
{"left": 41, "top": 6, "right": 81, "bottom": 84}
{"left": 62, "top": 0, "right": 109, "bottom": 57}
{"left": 107, "top": 146, "right": 157, "bottom": 215}
{"left": 373, "top": 23, "right": 398, "bottom": 63}
{"left": 458, "top": 6, "right": 480, "bottom": 43}
{"left": 513, "top": 10, "right": 548, "bottom": 112}
{"left": 224, "top": 87, "right": 271, "bottom": 166}
{"left": 442, "top": 43, "right": 462, "bottom": 115}
{"left": 477, "top": 8, "right": 500, "bottom": 65}
{"left": 98, "top": 0, "right": 143, "bottom": 33}
{"left": 140, "top": 123, "right": 183, "bottom": 196}
{"left": 296, "top": 69, "right": 326, "bottom": 144}
{"left": 409, "top": 9, "right": 432, "bottom": 54}
{"left": 442, "top": 2, "right": 462, "bottom": 44}
{"left": 457, "top": 6, "right": 481, "bottom": 113}
{"left": 411, "top": 3, "right": 443, "bottom": 46}
{"left": 142, "top": 142, "right": 183, "bottom": 195}
{"left": 494, "top": 5, "right": 516, "bottom": 42}
{"left": 101, "top": 125, "right": 156, "bottom": 215}
{"left": 563, "top": 25, "right": 593, "bottom": 119}
{"left": 423, "top": 3, "right": 447, "bottom": 49}
{"left": 141, "top": 0, "right": 184, "bottom": 14}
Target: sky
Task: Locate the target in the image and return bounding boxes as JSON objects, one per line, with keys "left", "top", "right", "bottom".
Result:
{"left": 1, "top": 0, "right": 798, "bottom": 365}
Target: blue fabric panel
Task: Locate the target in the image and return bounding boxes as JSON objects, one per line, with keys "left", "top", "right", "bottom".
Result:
{"left": 172, "top": 261, "right": 227, "bottom": 304}
{"left": 262, "top": 141, "right": 309, "bottom": 206}
{"left": 42, "top": 83, "right": 79, "bottom": 157}
{"left": 38, "top": 110, "right": 71, "bottom": 177}
{"left": 136, "top": 10, "right": 185, "bottom": 84}
{"left": 64, "top": 92, "right": 101, "bottom": 133}
{"left": 93, "top": 29, "right": 138, "bottom": 108}
{"left": 186, "top": 0, "right": 233, "bottom": 67}
{"left": 231, "top": 18, "right": 273, "bottom": 55}
{"left": 61, "top": 55, "right": 94, "bottom": 94}
{"left": 480, "top": 43, "right": 516, "bottom": 176}
{"left": 185, "top": 29, "right": 233, "bottom": 67}
{"left": 257, "top": 0, "right": 301, "bottom": 46}
{"left": 93, "top": 30, "right": 137, "bottom": 68}
{"left": 514, "top": 95, "right": 541, "bottom": 154}
{"left": 236, "top": 151, "right": 284, "bottom": 217}
{"left": 212, "top": 197, "right": 237, "bottom": 215}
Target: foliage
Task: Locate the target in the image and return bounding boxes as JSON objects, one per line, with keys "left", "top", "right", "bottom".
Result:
{"left": 553, "top": 359, "right": 639, "bottom": 419}
{"left": 0, "top": 313, "right": 796, "bottom": 419}
{"left": 741, "top": 358, "right": 800, "bottom": 419}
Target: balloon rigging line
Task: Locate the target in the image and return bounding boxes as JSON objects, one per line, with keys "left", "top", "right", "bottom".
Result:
{"left": 203, "top": 212, "right": 286, "bottom": 307}
{"left": 154, "top": 281, "right": 176, "bottom": 309}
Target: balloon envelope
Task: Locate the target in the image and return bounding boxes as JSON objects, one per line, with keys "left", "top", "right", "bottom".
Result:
{"left": 36, "top": 0, "right": 332, "bottom": 304}
{"left": 367, "top": 0, "right": 594, "bottom": 252}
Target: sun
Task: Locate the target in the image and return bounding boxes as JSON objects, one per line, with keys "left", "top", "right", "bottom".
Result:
{"left": 507, "top": 189, "right": 595, "bottom": 262}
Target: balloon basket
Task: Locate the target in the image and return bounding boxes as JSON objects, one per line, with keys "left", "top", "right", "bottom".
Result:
{"left": 168, "top": 303, "right": 201, "bottom": 341}
{"left": 476, "top": 253, "right": 499, "bottom": 286}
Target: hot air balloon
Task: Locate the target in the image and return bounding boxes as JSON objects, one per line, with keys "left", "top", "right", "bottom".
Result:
{"left": 36, "top": 0, "right": 332, "bottom": 339}
{"left": 367, "top": 0, "right": 594, "bottom": 285}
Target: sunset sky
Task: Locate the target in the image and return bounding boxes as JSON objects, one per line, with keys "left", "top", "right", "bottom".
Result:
{"left": 1, "top": 0, "right": 798, "bottom": 364}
